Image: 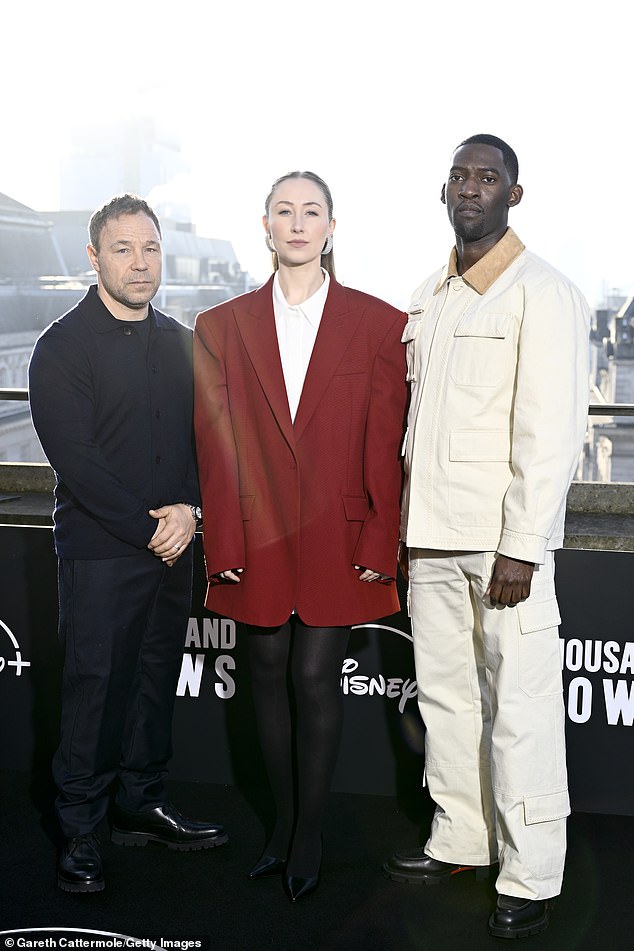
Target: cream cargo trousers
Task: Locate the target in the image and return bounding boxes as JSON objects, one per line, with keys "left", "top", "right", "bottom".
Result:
{"left": 409, "top": 549, "right": 569, "bottom": 900}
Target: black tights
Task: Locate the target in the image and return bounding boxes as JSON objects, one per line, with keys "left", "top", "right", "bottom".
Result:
{"left": 246, "top": 617, "right": 350, "bottom": 878}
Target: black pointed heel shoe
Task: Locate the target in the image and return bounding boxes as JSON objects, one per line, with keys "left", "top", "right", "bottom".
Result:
{"left": 248, "top": 853, "right": 287, "bottom": 879}
{"left": 285, "top": 871, "right": 320, "bottom": 902}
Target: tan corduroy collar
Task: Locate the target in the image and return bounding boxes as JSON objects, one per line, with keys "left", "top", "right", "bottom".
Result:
{"left": 434, "top": 227, "right": 526, "bottom": 296}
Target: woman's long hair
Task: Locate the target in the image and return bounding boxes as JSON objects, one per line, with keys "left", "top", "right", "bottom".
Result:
{"left": 264, "top": 170, "right": 336, "bottom": 279}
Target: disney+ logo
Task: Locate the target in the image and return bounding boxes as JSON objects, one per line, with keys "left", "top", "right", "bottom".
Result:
{"left": 0, "top": 617, "right": 31, "bottom": 677}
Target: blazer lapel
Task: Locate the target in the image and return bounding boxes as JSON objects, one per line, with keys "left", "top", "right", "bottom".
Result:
{"left": 293, "top": 280, "right": 364, "bottom": 441}
{"left": 234, "top": 277, "right": 296, "bottom": 452}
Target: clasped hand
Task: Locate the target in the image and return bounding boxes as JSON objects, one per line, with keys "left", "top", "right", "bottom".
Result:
{"left": 147, "top": 503, "right": 195, "bottom": 566}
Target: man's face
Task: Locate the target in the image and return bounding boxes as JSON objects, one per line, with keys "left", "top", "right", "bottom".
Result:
{"left": 87, "top": 212, "right": 162, "bottom": 318}
{"left": 443, "top": 143, "right": 520, "bottom": 243}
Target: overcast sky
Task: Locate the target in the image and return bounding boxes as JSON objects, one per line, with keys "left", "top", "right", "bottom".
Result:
{"left": 2, "top": 1, "right": 630, "bottom": 310}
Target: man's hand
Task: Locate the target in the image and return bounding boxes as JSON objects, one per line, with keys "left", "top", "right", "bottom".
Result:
{"left": 486, "top": 554, "right": 535, "bottom": 607}
{"left": 147, "top": 503, "right": 196, "bottom": 565}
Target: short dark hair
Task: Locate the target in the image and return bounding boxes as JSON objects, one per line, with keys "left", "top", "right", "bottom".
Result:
{"left": 455, "top": 134, "right": 519, "bottom": 184}
{"left": 88, "top": 194, "right": 161, "bottom": 251}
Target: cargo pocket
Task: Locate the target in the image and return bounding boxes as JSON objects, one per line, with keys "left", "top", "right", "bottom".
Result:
{"left": 516, "top": 595, "right": 562, "bottom": 698}
{"left": 524, "top": 789, "right": 570, "bottom": 825}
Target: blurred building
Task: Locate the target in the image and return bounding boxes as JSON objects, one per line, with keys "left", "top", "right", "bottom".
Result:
{"left": 0, "top": 178, "right": 257, "bottom": 461}
{"left": 588, "top": 295, "right": 634, "bottom": 481}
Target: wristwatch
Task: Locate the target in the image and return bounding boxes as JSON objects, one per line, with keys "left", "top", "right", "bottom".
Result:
{"left": 188, "top": 504, "right": 203, "bottom": 526}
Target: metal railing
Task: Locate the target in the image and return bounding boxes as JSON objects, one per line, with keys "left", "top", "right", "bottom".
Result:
{"left": 2, "top": 387, "right": 634, "bottom": 416}
{"left": 0, "top": 389, "right": 29, "bottom": 401}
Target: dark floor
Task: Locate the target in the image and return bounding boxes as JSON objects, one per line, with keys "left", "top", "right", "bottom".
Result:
{"left": 1, "top": 770, "right": 632, "bottom": 950}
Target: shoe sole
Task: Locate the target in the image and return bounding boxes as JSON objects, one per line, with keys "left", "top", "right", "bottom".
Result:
{"left": 57, "top": 877, "right": 105, "bottom": 893}
{"left": 488, "top": 901, "right": 552, "bottom": 939}
{"left": 111, "top": 829, "right": 229, "bottom": 851}
{"left": 487, "top": 915, "right": 550, "bottom": 939}
{"left": 383, "top": 862, "right": 492, "bottom": 885}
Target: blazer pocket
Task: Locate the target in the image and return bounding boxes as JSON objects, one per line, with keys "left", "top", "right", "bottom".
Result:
{"left": 342, "top": 495, "right": 370, "bottom": 521}
{"left": 239, "top": 495, "right": 255, "bottom": 520}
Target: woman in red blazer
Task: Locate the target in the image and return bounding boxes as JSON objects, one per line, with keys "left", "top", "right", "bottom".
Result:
{"left": 194, "top": 171, "right": 407, "bottom": 901}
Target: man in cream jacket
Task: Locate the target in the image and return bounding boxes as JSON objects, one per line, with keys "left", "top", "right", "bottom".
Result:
{"left": 383, "top": 134, "right": 590, "bottom": 940}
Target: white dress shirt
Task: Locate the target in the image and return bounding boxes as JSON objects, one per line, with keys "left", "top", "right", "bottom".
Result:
{"left": 273, "top": 270, "right": 330, "bottom": 422}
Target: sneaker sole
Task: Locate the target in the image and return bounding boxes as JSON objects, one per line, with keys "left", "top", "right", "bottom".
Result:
{"left": 111, "top": 829, "right": 229, "bottom": 851}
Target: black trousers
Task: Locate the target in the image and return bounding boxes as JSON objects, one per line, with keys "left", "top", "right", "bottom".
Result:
{"left": 52, "top": 547, "right": 193, "bottom": 837}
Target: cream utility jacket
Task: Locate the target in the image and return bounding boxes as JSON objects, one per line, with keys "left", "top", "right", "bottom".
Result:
{"left": 400, "top": 229, "right": 591, "bottom": 564}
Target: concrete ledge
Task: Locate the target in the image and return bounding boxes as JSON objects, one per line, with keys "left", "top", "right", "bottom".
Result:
{"left": 2, "top": 467, "right": 634, "bottom": 550}
{"left": 566, "top": 481, "right": 634, "bottom": 515}
{"left": 563, "top": 482, "right": 634, "bottom": 551}
{"left": 0, "top": 462, "right": 55, "bottom": 493}
{"left": 0, "top": 464, "right": 54, "bottom": 527}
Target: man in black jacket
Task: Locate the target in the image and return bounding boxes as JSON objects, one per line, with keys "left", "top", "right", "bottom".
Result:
{"left": 29, "top": 194, "right": 227, "bottom": 893}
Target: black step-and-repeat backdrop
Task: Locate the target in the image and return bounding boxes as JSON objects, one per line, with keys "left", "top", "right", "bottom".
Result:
{"left": 1, "top": 529, "right": 632, "bottom": 815}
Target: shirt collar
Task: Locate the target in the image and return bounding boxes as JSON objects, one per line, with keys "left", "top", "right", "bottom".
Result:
{"left": 273, "top": 269, "right": 330, "bottom": 328}
{"left": 83, "top": 284, "right": 168, "bottom": 333}
{"left": 434, "top": 228, "right": 525, "bottom": 296}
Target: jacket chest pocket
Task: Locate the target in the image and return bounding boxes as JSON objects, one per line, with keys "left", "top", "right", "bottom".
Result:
{"left": 401, "top": 314, "right": 423, "bottom": 382}
{"left": 449, "top": 312, "right": 514, "bottom": 387}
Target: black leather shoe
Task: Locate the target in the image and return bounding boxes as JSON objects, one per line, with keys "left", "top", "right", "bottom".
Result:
{"left": 57, "top": 833, "right": 105, "bottom": 893}
{"left": 111, "top": 803, "right": 228, "bottom": 851}
{"left": 383, "top": 846, "right": 492, "bottom": 885}
{"left": 488, "top": 894, "right": 552, "bottom": 939}
{"left": 285, "top": 872, "right": 320, "bottom": 902}
{"left": 249, "top": 853, "right": 287, "bottom": 879}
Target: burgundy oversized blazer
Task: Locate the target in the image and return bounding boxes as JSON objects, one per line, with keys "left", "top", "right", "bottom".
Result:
{"left": 193, "top": 275, "right": 407, "bottom": 627}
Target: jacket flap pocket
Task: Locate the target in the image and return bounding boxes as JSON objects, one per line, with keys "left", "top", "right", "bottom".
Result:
{"left": 401, "top": 318, "right": 421, "bottom": 344}
{"left": 524, "top": 790, "right": 570, "bottom": 825}
{"left": 342, "top": 495, "right": 370, "bottom": 521}
{"left": 454, "top": 313, "right": 511, "bottom": 338}
{"left": 239, "top": 495, "right": 255, "bottom": 520}
{"left": 449, "top": 430, "right": 511, "bottom": 462}
{"left": 516, "top": 596, "right": 561, "bottom": 634}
